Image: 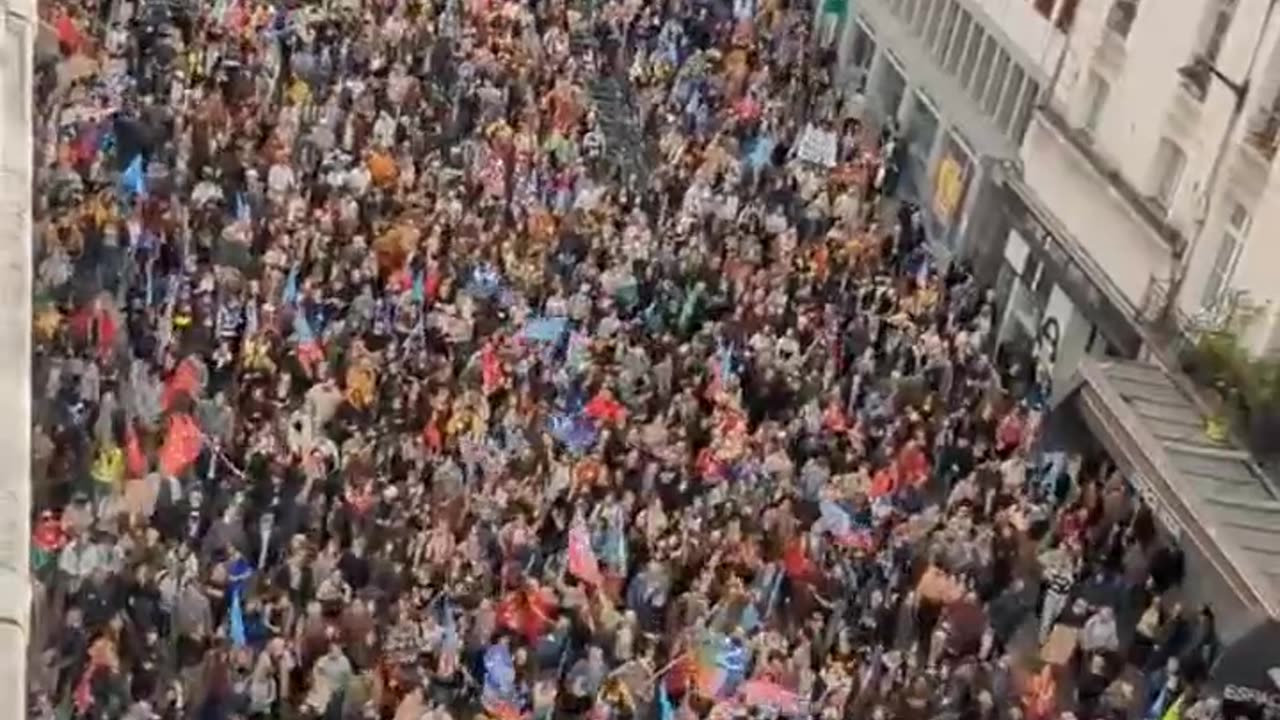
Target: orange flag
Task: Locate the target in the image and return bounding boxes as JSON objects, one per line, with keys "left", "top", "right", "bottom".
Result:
{"left": 159, "top": 413, "right": 203, "bottom": 477}
{"left": 162, "top": 358, "right": 203, "bottom": 410}
{"left": 125, "top": 425, "right": 147, "bottom": 478}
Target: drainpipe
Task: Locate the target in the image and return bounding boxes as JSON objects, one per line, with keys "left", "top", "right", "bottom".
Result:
{"left": 1161, "top": 0, "right": 1278, "bottom": 325}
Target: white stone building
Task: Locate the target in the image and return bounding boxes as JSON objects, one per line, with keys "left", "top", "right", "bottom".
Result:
{"left": 1016, "top": 0, "right": 1280, "bottom": 365}
{"left": 0, "top": 0, "right": 34, "bottom": 714}
{"left": 822, "top": 0, "right": 1152, "bottom": 390}
{"left": 823, "top": 0, "right": 1280, "bottom": 382}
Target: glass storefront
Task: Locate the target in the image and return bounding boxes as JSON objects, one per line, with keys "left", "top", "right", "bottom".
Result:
{"left": 902, "top": 90, "right": 939, "bottom": 204}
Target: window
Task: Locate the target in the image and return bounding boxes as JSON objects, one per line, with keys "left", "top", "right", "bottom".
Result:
{"left": 1202, "top": 0, "right": 1239, "bottom": 65}
{"left": 1200, "top": 203, "right": 1250, "bottom": 309}
{"left": 925, "top": 0, "right": 949, "bottom": 51}
{"left": 946, "top": 11, "right": 972, "bottom": 74}
{"left": 1012, "top": 80, "right": 1041, "bottom": 142}
{"left": 970, "top": 35, "right": 996, "bottom": 103}
{"left": 932, "top": 0, "right": 958, "bottom": 59}
{"left": 849, "top": 23, "right": 877, "bottom": 73}
{"left": 1150, "top": 138, "right": 1187, "bottom": 210}
{"left": 984, "top": 51, "right": 1011, "bottom": 116}
{"left": 1106, "top": 0, "right": 1141, "bottom": 39}
{"left": 1082, "top": 72, "right": 1110, "bottom": 136}
{"left": 914, "top": 0, "right": 935, "bottom": 36}
{"left": 901, "top": 0, "right": 918, "bottom": 23}
{"left": 960, "top": 27, "right": 986, "bottom": 91}
{"left": 998, "top": 65, "right": 1026, "bottom": 132}
{"left": 1034, "top": 0, "right": 1056, "bottom": 19}
{"left": 1057, "top": 0, "right": 1081, "bottom": 31}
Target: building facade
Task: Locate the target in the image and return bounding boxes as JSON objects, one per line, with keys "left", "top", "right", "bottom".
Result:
{"left": 821, "top": 0, "right": 1140, "bottom": 388}
{"left": 833, "top": 0, "right": 1061, "bottom": 262}
{"left": 0, "top": 0, "right": 33, "bottom": 714}
{"left": 1020, "top": 0, "right": 1280, "bottom": 359}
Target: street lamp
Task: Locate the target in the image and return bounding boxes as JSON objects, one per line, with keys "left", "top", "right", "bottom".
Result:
{"left": 1177, "top": 54, "right": 1250, "bottom": 110}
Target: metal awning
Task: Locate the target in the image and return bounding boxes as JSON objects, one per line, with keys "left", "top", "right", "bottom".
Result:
{"left": 1059, "top": 358, "right": 1280, "bottom": 620}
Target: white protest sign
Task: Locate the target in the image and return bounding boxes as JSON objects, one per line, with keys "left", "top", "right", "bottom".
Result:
{"left": 794, "top": 124, "right": 838, "bottom": 168}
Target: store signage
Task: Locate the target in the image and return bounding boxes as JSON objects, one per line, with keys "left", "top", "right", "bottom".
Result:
{"left": 1037, "top": 316, "right": 1061, "bottom": 367}
{"left": 933, "top": 154, "right": 966, "bottom": 224}
{"left": 1224, "top": 680, "right": 1280, "bottom": 720}
{"left": 1130, "top": 472, "right": 1184, "bottom": 541}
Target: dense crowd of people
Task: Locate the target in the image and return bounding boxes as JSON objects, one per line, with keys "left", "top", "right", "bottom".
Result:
{"left": 26, "top": 0, "right": 1228, "bottom": 718}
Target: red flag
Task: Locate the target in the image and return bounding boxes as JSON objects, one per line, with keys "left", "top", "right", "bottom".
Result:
{"left": 782, "top": 537, "right": 817, "bottom": 583}
{"left": 896, "top": 442, "right": 929, "bottom": 487}
{"left": 422, "top": 421, "right": 443, "bottom": 454}
{"left": 163, "top": 358, "right": 203, "bottom": 411}
{"left": 159, "top": 413, "right": 203, "bottom": 477}
{"left": 497, "top": 587, "right": 555, "bottom": 642}
{"left": 55, "top": 13, "right": 83, "bottom": 54}
{"left": 869, "top": 467, "right": 897, "bottom": 499}
{"left": 738, "top": 680, "right": 804, "bottom": 715}
{"left": 585, "top": 390, "right": 626, "bottom": 426}
{"left": 481, "top": 343, "right": 503, "bottom": 395}
{"left": 567, "top": 524, "right": 604, "bottom": 586}
{"left": 822, "top": 402, "right": 848, "bottom": 433}
{"left": 125, "top": 425, "right": 147, "bottom": 478}
{"left": 426, "top": 270, "right": 443, "bottom": 301}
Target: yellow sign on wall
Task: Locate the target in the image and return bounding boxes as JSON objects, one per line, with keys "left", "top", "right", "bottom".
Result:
{"left": 933, "top": 154, "right": 967, "bottom": 224}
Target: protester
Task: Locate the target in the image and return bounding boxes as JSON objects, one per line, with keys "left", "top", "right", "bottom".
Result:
{"left": 27, "top": 0, "right": 1220, "bottom": 718}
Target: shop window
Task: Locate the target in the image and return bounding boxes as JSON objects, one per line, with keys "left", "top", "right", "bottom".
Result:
{"left": 946, "top": 11, "right": 972, "bottom": 75}
{"left": 983, "top": 51, "right": 1011, "bottom": 116}
{"left": 1200, "top": 202, "right": 1250, "bottom": 310}
{"left": 848, "top": 23, "right": 877, "bottom": 74}
{"left": 1150, "top": 137, "right": 1187, "bottom": 212}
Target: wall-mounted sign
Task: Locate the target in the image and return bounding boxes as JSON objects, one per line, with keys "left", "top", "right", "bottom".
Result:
{"left": 1037, "top": 316, "right": 1061, "bottom": 367}
{"left": 933, "top": 153, "right": 967, "bottom": 223}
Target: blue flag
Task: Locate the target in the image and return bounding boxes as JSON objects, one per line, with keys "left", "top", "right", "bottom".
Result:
{"left": 658, "top": 682, "right": 675, "bottom": 720}
{"left": 121, "top": 154, "right": 147, "bottom": 198}
{"left": 521, "top": 316, "right": 569, "bottom": 343}
{"left": 283, "top": 265, "right": 300, "bottom": 306}
{"left": 482, "top": 643, "right": 517, "bottom": 711}
{"left": 548, "top": 412, "right": 598, "bottom": 456}
{"left": 745, "top": 136, "right": 775, "bottom": 169}
{"left": 818, "top": 500, "right": 853, "bottom": 538}
{"left": 292, "top": 312, "right": 315, "bottom": 345}
{"left": 229, "top": 587, "right": 247, "bottom": 648}
{"left": 602, "top": 508, "right": 628, "bottom": 572}
{"left": 411, "top": 270, "right": 426, "bottom": 304}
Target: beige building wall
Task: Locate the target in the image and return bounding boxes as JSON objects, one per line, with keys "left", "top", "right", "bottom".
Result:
{"left": 0, "top": 0, "right": 34, "bottom": 715}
